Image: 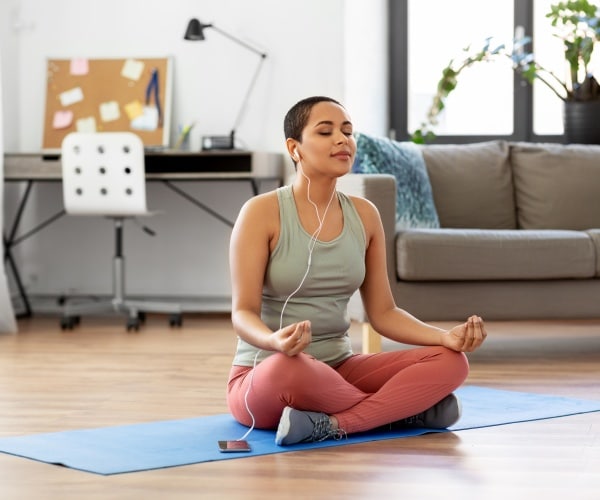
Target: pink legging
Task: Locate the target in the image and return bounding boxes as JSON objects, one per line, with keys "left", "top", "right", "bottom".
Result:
{"left": 227, "top": 346, "right": 469, "bottom": 434}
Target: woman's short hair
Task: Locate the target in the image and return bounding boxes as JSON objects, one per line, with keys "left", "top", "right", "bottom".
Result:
{"left": 283, "top": 96, "right": 343, "bottom": 141}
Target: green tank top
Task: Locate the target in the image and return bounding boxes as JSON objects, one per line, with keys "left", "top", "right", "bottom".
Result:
{"left": 232, "top": 184, "right": 366, "bottom": 367}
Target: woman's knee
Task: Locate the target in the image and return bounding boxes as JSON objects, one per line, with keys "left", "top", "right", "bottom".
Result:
{"left": 439, "top": 347, "right": 470, "bottom": 384}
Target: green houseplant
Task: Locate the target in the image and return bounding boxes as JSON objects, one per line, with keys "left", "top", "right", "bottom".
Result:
{"left": 412, "top": 0, "right": 600, "bottom": 144}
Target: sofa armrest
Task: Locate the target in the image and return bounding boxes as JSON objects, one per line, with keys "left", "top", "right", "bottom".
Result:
{"left": 337, "top": 173, "right": 397, "bottom": 279}
{"left": 586, "top": 229, "right": 600, "bottom": 277}
{"left": 337, "top": 174, "right": 397, "bottom": 353}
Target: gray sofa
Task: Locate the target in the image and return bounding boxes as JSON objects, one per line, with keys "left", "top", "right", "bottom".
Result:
{"left": 338, "top": 140, "right": 600, "bottom": 352}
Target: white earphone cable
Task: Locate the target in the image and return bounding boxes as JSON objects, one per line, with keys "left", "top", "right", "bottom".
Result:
{"left": 237, "top": 168, "right": 337, "bottom": 441}
{"left": 279, "top": 170, "right": 336, "bottom": 330}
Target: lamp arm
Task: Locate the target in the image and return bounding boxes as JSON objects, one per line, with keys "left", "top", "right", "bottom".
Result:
{"left": 231, "top": 55, "right": 267, "bottom": 134}
{"left": 200, "top": 22, "right": 268, "bottom": 148}
{"left": 211, "top": 25, "right": 267, "bottom": 58}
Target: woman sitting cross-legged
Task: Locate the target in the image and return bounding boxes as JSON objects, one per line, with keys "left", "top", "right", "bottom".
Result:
{"left": 226, "top": 96, "right": 487, "bottom": 446}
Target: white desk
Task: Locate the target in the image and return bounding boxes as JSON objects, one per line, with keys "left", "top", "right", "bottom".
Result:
{"left": 4, "top": 150, "right": 284, "bottom": 316}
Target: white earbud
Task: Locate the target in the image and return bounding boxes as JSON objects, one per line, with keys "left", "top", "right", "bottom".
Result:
{"left": 294, "top": 148, "right": 300, "bottom": 161}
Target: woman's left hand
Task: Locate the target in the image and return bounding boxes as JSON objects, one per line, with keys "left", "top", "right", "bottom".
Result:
{"left": 442, "top": 315, "right": 487, "bottom": 352}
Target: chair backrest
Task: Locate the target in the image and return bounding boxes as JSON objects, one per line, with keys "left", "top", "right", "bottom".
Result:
{"left": 61, "top": 132, "right": 148, "bottom": 216}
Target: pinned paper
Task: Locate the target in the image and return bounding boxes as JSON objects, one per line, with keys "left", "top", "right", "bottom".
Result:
{"left": 124, "top": 100, "right": 144, "bottom": 120}
{"left": 76, "top": 116, "right": 97, "bottom": 133}
{"left": 99, "top": 101, "right": 120, "bottom": 122}
{"left": 59, "top": 87, "right": 84, "bottom": 106}
{"left": 70, "top": 58, "right": 89, "bottom": 75}
{"left": 121, "top": 59, "right": 145, "bottom": 81}
{"left": 52, "top": 110, "right": 73, "bottom": 129}
{"left": 131, "top": 106, "right": 159, "bottom": 131}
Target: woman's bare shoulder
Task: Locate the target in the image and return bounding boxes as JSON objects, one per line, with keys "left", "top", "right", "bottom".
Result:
{"left": 237, "top": 189, "right": 280, "bottom": 222}
{"left": 243, "top": 189, "right": 279, "bottom": 210}
{"left": 344, "top": 193, "right": 379, "bottom": 219}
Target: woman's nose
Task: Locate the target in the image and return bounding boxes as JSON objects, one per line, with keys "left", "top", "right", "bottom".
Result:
{"left": 334, "top": 131, "right": 348, "bottom": 144}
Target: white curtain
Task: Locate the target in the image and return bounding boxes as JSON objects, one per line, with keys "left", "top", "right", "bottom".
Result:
{"left": 0, "top": 53, "right": 18, "bottom": 333}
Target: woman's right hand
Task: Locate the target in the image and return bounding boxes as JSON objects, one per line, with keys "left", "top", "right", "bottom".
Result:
{"left": 272, "top": 320, "right": 312, "bottom": 356}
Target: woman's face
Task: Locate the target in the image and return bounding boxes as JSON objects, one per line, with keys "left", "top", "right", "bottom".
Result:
{"left": 295, "top": 101, "right": 356, "bottom": 177}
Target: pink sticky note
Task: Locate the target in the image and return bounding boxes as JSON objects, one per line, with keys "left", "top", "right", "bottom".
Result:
{"left": 53, "top": 110, "right": 73, "bottom": 129}
{"left": 70, "top": 58, "right": 89, "bottom": 76}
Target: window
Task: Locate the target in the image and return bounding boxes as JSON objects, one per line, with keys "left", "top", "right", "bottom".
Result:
{"left": 390, "top": 0, "right": 566, "bottom": 143}
{"left": 531, "top": 0, "right": 600, "bottom": 134}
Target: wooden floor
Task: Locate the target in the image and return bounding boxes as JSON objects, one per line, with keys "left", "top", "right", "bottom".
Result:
{"left": 0, "top": 313, "right": 599, "bottom": 499}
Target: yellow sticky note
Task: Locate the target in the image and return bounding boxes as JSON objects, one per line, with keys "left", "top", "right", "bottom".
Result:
{"left": 124, "top": 100, "right": 144, "bottom": 120}
{"left": 76, "top": 116, "right": 97, "bottom": 132}
{"left": 99, "top": 101, "right": 120, "bottom": 122}
{"left": 121, "top": 59, "right": 145, "bottom": 81}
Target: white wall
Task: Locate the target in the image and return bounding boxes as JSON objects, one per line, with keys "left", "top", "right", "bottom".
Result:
{"left": 1, "top": 0, "right": 387, "bottom": 305}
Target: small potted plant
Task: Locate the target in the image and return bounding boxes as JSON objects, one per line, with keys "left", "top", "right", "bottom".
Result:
{"left": 413, "top": 0, "right": 600, "bottom": 144}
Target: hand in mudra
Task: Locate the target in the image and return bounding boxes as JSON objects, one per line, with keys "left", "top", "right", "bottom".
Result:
{"left": 273, "top": 320, "right": 312, "bottom": 356}
{"left": 443, "top": 315, "right": 487, "bottom": 352}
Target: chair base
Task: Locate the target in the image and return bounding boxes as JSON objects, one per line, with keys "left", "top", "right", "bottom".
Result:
{"left": 60, "top": 296, "right": 183, "bottom": 331}
{"left": 59, "top": 216, "right": 187, "bottom": 331}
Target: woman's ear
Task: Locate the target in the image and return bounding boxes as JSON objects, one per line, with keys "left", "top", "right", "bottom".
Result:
{"left": 286, "top": 139, "right": 300, "bottom": 162}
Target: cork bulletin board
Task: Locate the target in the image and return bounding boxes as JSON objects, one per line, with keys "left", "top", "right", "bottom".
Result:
{"left": 43, "top": 57, "right": 173, "bottom": 152}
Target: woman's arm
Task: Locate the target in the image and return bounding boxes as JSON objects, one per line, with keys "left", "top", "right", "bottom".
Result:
{"left": 350, "top": 195, "right": 486, "bottom": 352}
{"left": 229, "top": 193, "right": 312, "bottom": 356}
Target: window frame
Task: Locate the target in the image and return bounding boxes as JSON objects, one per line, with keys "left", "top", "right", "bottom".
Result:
{"left": 389, "top": 0, "right": 563, "bottom": 143}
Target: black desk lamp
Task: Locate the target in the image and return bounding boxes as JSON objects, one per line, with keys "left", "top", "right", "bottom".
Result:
{"left": 184, "top": 18, "right": 267, "bottom": 150}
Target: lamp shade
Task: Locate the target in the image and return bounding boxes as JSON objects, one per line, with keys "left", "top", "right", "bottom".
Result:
{"left": 184, "top": 18, "right": 211, "bottom": 41}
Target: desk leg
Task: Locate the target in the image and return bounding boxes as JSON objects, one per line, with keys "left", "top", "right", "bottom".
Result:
{"left": 4, "top": 181, "right": 34, "bottom": 317}
{"left": 3, "top": 235, "right": 32, "bottom": 318}
{"left": 162, "top": 181, "right": 235, "bottom": 228}
{"left": 4, "top": 180, "right": 66, "bottom": 317}
{"left": 161, "top": 178, "right": 278, "bottom": 228}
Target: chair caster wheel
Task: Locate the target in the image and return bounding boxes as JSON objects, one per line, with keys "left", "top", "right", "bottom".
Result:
{"left": 127, "top": 317, "right": 141, "bottom": 331}
{"left": 60, "top": 316, "right": 79, "bottom": 330}
{"left": 169, "top": 314, "right": 182, "bottom": 328}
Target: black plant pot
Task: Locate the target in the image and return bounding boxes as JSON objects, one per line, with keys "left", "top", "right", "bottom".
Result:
{"left": 563, "top": 100, "right": 600, "bottom": 145}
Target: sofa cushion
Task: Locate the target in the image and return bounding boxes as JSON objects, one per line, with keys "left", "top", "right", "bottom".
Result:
{"left": 352, "top": 132, "right": 440, "bottom": 229}
{"left": 396, "top": 229, "right": 596, "bottom": 281}
{"left": 511, "top": 143, "right": 600, "bottom": 230}
{"left": 421, "top": 140, "right": 516, "bottom": 229}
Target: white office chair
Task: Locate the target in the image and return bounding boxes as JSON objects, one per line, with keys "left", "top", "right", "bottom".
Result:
{"left": 60, "top": 131, "right": 182, "bottom": 330}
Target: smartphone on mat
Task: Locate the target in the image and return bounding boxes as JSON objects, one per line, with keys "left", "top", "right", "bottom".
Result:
{"left": 218, "top": 440, "right": 252, "bottom": 453}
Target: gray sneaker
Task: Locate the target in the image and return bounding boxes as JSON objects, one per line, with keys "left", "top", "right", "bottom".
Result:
{"left": 275, "top": 407, "right": 344, "bottom": 446}
{"left": 397, "top": 393, "right": 462, "bottom": 429}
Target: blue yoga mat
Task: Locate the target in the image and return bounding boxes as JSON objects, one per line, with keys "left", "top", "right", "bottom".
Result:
{"left": 0, "top": 386, "right": 599, "bottom": 475}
